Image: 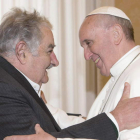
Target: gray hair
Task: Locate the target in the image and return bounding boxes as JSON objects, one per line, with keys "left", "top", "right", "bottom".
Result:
{"left": 0, "top": 7, "right": 53, "bottom": 57}
{"left": 91, "top": 14, "right": 134, "bottom": 41}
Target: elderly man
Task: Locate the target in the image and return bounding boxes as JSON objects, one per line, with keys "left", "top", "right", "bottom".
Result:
{"left": 2, "top": 7, "right": 140, "bottom": 140}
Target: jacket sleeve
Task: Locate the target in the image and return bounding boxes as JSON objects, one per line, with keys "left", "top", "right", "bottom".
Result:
{"left": 52, "top": 113, "right": 118, "bottom": 140}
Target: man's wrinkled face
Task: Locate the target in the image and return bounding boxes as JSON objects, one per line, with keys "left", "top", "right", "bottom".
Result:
{"left": 79, "top": 16, "right": 116, "bottom": 76}
{"left": 27, "top": 27, "right": 59, "bottom": 86}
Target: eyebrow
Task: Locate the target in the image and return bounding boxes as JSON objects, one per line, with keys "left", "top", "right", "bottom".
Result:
{"left": 83, "top": 39, "right": 92, "bottom": 43}
{"left": 48, "top": 44, "right": 56, "bottom": 49}
{"left": 81, "top": 39, "right": 93, "bottom": 47}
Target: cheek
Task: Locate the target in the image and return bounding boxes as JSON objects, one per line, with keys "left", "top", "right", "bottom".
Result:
{"left": 42, "top": 56, "right": 51, "bottom": 68}
{"left": 101, "top": 61, "right": 111, "bottom": 76}
{"left": 90, "top": 42, "right": 102, "bottom": 53}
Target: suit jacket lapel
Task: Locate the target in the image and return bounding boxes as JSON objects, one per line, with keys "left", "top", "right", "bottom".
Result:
{"left": 0, "top": 56, "right": 61, "bottom": 131}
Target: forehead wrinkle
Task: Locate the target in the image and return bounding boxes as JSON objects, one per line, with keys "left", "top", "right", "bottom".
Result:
{"left": 81, "top": 17, "right": 97, "bottom": 36}
{"left": 85, "top": 15, "right": 98, "bottom": 25}
{"left": 80, "top": 17, "right": 97, "bottom": 46}
{"left": 85, "top": 15, "right": 107, "bottom": 29}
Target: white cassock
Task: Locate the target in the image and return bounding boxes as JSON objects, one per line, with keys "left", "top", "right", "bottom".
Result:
{"left": 87, "top": 45, "right": 140, "bottom": 140}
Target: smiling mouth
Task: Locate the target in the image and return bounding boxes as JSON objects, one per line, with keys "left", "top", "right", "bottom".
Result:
{"left": 95, "top": 57, "right": 100, "bottom": 64}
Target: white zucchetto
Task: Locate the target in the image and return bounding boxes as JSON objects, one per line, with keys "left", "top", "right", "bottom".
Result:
{"left": 87, "top": 6, "right": 130, "bottom": 21}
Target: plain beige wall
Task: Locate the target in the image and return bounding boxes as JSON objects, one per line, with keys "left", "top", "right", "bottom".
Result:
{"left": 115, "top": 0, "right": 140, "bottom": 45}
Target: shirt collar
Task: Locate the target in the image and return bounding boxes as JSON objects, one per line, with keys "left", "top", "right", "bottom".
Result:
{"left": 110, "top": 45, "right": 140, "bottom": 77}
{"left": 17, "top": 70, "right": 41, "bottom": 97}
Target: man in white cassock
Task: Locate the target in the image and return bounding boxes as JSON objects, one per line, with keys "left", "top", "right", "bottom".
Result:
{"left": 80, "top": 7, "right": 140, "bottom": 139}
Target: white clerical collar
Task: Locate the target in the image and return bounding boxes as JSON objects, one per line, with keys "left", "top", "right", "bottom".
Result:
{"left": 110, "top": 45, "right": 140, "bottom": 77}
{"left": 17, "top": 70, "right": 41, "bottom": 97}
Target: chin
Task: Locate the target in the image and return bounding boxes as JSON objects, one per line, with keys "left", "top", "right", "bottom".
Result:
{"left": 42, "top": 76, "right": 49, "bottom": 84}
{"left": 43, "top": 79, "right": 49, "bottom": 84}
{"left": 100, "top": 70, "right": 110, "bottom": 77}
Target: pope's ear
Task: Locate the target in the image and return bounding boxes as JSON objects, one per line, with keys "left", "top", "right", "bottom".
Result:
{"left": 15, "top": 41, "right": 28, "bottom": 64}
{"left": 112, "top": 24, "right": 123, "bottom": 45}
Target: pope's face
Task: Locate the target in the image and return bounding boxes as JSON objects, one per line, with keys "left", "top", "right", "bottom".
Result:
{"left": 79, "top": 16, "right": 117, "bottom": 76}
{"left": 27, "top": 27, "right": 59, "bottom": 85}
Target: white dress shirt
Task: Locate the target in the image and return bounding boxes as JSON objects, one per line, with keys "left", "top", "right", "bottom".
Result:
{"left": 46, "top": 103, "right": 85, "bottom": 129}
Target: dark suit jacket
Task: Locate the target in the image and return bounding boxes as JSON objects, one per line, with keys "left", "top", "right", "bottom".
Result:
{"left": 0, "top": 56, "right": 118, "bottom": 140}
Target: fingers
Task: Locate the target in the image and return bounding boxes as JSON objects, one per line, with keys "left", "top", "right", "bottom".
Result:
{"left": 4, "top": 125, "right": 44, "bottom": 140}
{"left": 35, "top": 124, "right": 44, "bottom": 134}
{"left": 4, "top": 135, "right": 28, "bottom": 140}
{"left": 110, "top": 82, "right": 131, "bottom": 131}
{"left": 120, "top": 82, "right": 130, "bottom": 101}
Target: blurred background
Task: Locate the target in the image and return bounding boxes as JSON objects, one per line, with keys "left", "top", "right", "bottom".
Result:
{"left": 0, "top": 0, "right": 140, "bottom": 116}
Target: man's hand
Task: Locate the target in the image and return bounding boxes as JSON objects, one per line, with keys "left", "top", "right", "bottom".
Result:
{"left": 4, "top": 124, "right": 56, "bottom": 140}
{"left": 111, "top": 82, "right": 140, "bottom": 131}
